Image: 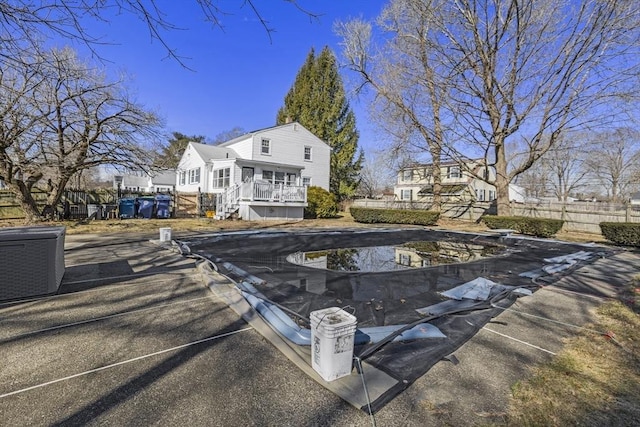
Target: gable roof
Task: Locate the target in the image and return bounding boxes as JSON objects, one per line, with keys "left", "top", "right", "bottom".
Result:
{"left": 218, "top": 122, "right": 329, "bottom": 148}
{"left": 150, "top": 170, "right": 176, "bottom": 185}
{"left": 189, "top": 141, "right": 239, "bottom": 161}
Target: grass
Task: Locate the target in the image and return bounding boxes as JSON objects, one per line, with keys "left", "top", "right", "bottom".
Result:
{"left": 0, "top": 214, "right": 371, "bottom": 235}
{"left": 505, "top": 287, "right": 640, "bottom": 427}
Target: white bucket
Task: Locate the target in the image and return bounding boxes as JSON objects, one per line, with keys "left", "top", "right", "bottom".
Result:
{"left": 159, "top": 227, "right": 172, "bottom": 242}
{"left": 310, "top": 307, "right": 357, "bottom": 382}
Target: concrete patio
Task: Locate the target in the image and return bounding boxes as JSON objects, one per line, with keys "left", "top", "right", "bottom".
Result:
{"left": 1, "top": 229, "right": 637, "bottom": 426}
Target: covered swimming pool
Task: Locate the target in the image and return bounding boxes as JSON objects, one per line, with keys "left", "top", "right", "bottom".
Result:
{"left": 178, "top": 227, "right": 610, "bottom": 413}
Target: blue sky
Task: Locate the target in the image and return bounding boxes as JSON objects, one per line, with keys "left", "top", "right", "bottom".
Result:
{"left": 64, "top": 1, "right": 387, "bottom": 156}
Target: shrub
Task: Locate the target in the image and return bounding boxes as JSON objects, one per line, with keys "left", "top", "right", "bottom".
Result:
{"left": 304, "top": 186, "right": 338, "bottom": 219}
{"left": 482, "top": 215, "right": 564, "bottom": 238}
{"left": 600, "top": 222, "right": 640, "bottom": 247}
{"left": 350, "top": 207, "right": 440, "bottom": 226}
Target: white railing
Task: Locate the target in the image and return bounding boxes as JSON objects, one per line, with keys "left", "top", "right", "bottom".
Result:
{"left": 239, "top": 182, "right": 306, "bottom": 203}
{"left": 216, "top": 183, "right": 241, "bottom": 218}
{"left": 216, "top": 182, "right": 306, "bottom": 219}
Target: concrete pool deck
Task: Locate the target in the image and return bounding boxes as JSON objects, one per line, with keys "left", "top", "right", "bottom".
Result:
{"left": 0, "top": 229, "right": 638, "bottom": 426}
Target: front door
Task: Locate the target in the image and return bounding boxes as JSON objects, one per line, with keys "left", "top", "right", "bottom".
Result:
{"left": 242, "top": 167, "right": 254, "bottom": 182}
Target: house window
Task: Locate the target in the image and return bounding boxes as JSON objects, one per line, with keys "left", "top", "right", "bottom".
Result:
{"left": 401, "top": 189, "right": 412, "bottom": 200}
{"left": 189, "top": 167, "right": 200, "bottom": 184}
{"left": 476, "top": 189, "right": 486, "bottom": 201}
{"left": 302, "top": 177, "right": 311, "bottom": 186}
{"left": 261, "top": 138, "right": 271, "bottom": 155}
{"left": 398, "top": 253, "right": 411, "bottom": 266}
{"left": 286, "top": 173, "right": 297, "bottom": 185}
{"left": 275, "top": 172, "right": 285, "bottom": 185}
{"left": 447, "top": 166, "right": 461, "bottom": 179}
{"left": 213, "top": 168, "right": 230, "bottom": 188}
{"left": 402, "top": 170, "right": 412, "bottom": 181}
{"left": 304, "top": 146, "right": 312, "bottom": 161}
{"left": 179, "top": 171, "right": 186, "bottom": 185}
{"left": 262, "top": 170, "right": 286, "bottom": 185}
{"left": 489, "top": 190, "right": 495, "bottom": 200}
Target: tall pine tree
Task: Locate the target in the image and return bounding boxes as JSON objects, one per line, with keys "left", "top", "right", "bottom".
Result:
{"left": 277, "top": 46, "right": 363, "bottom": 203}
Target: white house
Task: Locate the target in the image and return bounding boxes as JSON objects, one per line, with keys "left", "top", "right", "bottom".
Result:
{"left": 176, "top": 122, "right": 331, "bottom": 221}
{"left": 114, "top": 170, "right": 176, "bottom": 193}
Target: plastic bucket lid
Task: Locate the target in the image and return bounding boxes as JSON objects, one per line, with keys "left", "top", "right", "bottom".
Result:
{"left": 310, "top": 307, "right": 357, "bottom": 338}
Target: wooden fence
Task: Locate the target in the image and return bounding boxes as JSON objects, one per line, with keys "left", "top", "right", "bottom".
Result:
{"left": 350, "top": 198, "right": 640, "bottom": 234}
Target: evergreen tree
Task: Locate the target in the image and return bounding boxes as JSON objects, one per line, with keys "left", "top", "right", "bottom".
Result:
{"left": 153, "top": 132, "right": 205, "bottom": 169}
{"left": 277, "top": 46, "right": 363, "bottom": 202}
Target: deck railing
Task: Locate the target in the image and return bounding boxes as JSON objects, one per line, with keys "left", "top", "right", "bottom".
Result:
{"left": 240, "top": 181, "right": 306, "bottom": 203}
{"left": 216, "top": 181, "right": 307, "bottom": 219}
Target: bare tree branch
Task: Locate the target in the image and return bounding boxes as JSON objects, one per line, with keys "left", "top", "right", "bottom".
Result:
{"left": 338, "top": 0, "right": 640, "bottom": 214}
{"left": 0, "top": 47, "right": 163, "bottom": 222}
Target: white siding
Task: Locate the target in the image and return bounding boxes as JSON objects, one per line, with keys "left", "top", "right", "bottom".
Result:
{"left": 224, "top": 136, "right": 253, "bottom": 159}
{"left": 210, "top": 159, "right": 236, "bottom": 193}
{"left": 176, "top": 143, "right": 207, "bottom": 192}
{"left": 230, "top": 123, "right": 330, "bottom": 190}
{"left": 177, "top": 123, "right": 331, "bottom": 194}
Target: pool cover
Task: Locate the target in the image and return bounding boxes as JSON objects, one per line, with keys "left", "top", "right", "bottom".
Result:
{"left": 179, "top": 228, "right": 610, "bottom": 413}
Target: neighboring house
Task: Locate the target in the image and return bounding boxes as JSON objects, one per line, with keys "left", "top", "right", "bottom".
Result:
{"left": 175, "top": 122, "right": 331, "bottom": 221}
{"left": 630, "top": 192, "right": 640, "bottom": 206}
{"left": 114, "top": 170, "right": 176, "bottom": 193}
{"left": 394, "top": 159, "right": 498, "bottom": 203}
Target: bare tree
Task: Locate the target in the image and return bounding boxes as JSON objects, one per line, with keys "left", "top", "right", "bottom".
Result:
{"left": 513, "top": 133, "right": 591, "bottom": 202}
{"left": 358, "top": 151, "right": 396, "bottom": 198}
{"left": 338, "top": 0, "right": 640, "bottom": 215}
{"left": 0, "top": 47, "right": 162, "bottom": 222}
{"left": 212, "top": 127, "right": 246, "bottom": 145}
{"left": 336, "top": 1, "right": 454, "bottom": 210}
{"left": 584, "top": 128, "right": 640, "bottom": 203}
{"left": 543, "top": 135, "right": 592, "bottom": 202}
{"left": 0, "top": 1, "right": 319, "bottom": 69}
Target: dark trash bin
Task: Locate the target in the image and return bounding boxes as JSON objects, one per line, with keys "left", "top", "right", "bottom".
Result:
{"left": 137, "top": 197, "right": 155, "bottom": 219}
{"left": 155, "top": 194, "right": 171, "bottom": 219}
{"left": 119, "top": 198, "right": 136, "bottom": 219}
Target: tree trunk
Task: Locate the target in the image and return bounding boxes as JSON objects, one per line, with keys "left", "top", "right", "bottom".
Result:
{"left": 8, "top": 182, "right": 42, "bottom": 224}
{"left": 431, "top": 161, "right": 442, "bottom": 212}
{"left": 495, "top": 141, "right": 511, "bottom": 216}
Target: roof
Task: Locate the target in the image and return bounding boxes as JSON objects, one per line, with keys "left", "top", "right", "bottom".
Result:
{"left": 150, "top": 170, "right": 176, "bottom": 185}
{"left": 234, "top": 158, "right": 305, "bottom": 171}
{"left": 190, "top": 141, "right": 238, "bottom": 161}
{"left": 217, "top": 121, "right": 329, "bottom": 148}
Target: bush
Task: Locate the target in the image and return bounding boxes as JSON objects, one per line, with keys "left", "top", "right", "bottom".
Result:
{"left": 600, "top": 222, "right": 640, "bottom": 247}
{"left": 482, "top": 215, "right": 564, "bottom": 238}
{"left": 350, "top": 207, "right": 440, "bottom": 226}
{"left": 304, "top": 186, "right": 338, "bottom": 219}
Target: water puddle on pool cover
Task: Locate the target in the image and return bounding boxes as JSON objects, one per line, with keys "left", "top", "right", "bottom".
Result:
{"left": 288, "top": 240, "right": 505, "bottom": 272}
